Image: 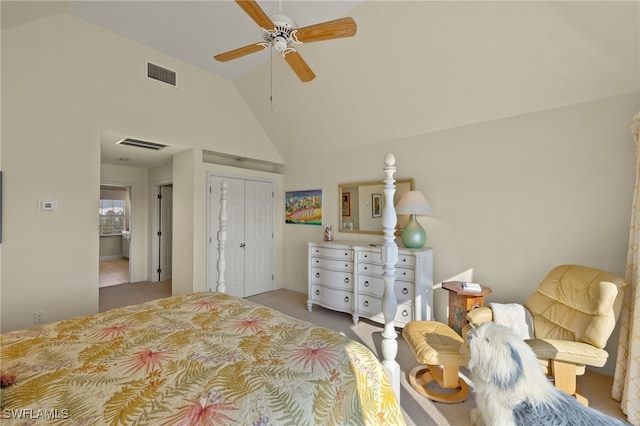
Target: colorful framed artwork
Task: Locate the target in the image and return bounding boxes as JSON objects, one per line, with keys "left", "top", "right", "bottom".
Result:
{"left": 285, "top": 189, "right": 322, "bottom": 226}
{"left": 342, "top": 192, "right": 351, "bottom": 216}
{"left": 372, "top": 193, "right": 382, "bottom": 218}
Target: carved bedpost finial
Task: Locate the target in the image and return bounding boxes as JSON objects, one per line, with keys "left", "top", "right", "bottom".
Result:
{"left": 384, "top": 152, "right": 396, "bottom": 167}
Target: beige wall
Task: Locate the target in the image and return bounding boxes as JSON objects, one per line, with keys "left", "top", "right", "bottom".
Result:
{"left": 1, "top": 13, "right": 281, "bottom": 332}
{"left": 281, "top": 94, "right": 638, "bottom": 374}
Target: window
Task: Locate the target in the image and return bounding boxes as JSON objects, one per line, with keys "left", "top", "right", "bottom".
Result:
{"left": 99, "top": 186, "right": 128, "bottom": 236}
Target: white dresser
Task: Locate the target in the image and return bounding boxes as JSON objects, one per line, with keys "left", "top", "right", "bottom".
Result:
{"left": 307, "top": 241, "right": 434, "bottom": 327}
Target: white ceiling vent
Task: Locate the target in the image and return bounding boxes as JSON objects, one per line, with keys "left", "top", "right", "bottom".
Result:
{"left": 147, "top": 62, "right": 176, "bottom": 86}
{"left": 116, "top": 138, "right": 168, "bottom": 151}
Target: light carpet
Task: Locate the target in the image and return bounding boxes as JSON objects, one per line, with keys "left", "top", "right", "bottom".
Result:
{"left": 99, "top": 284, "right": 629, "bottom": 425}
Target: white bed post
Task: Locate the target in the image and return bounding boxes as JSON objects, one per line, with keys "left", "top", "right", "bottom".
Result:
{"left": 216, "top": 180, "right": 228, "bottom": 293}
{"left": 381, "top": 153, "right": 400, "bottom": 399}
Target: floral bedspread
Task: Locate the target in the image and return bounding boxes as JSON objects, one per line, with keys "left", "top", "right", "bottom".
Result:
{"left": 0, "top": 292, "right": 404, "bottom": 425}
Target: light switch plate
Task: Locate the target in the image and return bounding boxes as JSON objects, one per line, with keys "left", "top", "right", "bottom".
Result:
{"left": 39, "top": 200, "right": 58, "bottom": 211}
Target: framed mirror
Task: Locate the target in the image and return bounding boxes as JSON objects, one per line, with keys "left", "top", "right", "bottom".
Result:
{"left": 339, "top": 178, "right": 414, "bottom": 234}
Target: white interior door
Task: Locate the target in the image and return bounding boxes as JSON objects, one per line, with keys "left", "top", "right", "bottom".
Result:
{"left": 223, "top": 177, "right": 246, "bottom": 298}
{"left": 244, "top": 180, "right": 274, "bottom": 296}
{"left": 208, "top": 175, "right": 274, "bottom": 298}
{"left": 159, "top": 185, "right": 173, "bottom": 281}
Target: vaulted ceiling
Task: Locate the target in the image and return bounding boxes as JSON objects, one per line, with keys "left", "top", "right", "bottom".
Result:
{"left": 3, "top": 1, "right": 639, "bottom": 166}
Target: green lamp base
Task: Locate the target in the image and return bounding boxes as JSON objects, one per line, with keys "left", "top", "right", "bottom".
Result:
{"left": 400, "top": 214, "right": 426, "bottom": 248}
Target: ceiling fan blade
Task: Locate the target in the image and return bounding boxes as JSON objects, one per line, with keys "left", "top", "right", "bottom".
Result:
{"left": 295, "top": 17, "right": 357, "bottom": 43}
{"left": 284, "top": 50, "right": 316, "bottom": 82}
{"left": 214, "top": 43, "right": 267, "bottom": 62}
{"left": 235, "top": 0, "right": 274, "bottom": 29}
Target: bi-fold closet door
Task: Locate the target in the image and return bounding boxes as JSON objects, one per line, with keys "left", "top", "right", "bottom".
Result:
{"left": 208, "top": 175, "right": 274, "bottom": 298}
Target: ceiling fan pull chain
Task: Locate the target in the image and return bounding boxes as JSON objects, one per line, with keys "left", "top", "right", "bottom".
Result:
{"left": 270, "top": 45, "right": 274, "bottom": 112}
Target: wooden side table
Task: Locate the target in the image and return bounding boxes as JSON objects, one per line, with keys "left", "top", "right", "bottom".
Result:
{"left": 441, "top": 281, "right": 493, "bottom": 335}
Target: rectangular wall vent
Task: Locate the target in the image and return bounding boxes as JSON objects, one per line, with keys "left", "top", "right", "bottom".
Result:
{"left": 147, "top": 62, "right": 176, "bottom": 86}
{"left": 116, "top": 138, "right": 168, "bottom": 151}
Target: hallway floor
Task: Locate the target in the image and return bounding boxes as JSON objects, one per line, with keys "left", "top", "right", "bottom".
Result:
{"left": 99, "top": 257, "right": 129, "bottom": 287}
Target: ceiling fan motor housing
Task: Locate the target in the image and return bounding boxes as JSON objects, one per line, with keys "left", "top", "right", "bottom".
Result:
{"left": 262, "top": 14, "right": 298, "bottom": 51}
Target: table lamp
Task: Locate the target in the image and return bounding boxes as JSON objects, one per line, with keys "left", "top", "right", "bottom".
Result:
{"left": 395, "top": 190, "right": 431, "bottom": 248}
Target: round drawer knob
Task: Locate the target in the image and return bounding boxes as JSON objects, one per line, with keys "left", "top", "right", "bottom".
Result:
{"left": 402, "top": 288, "right": 409, "bottom": 295}
{"left": 364, "top": 300, "right": 369, "bottom": 307}
{"left": 364, "top": 254, "right": 368, "bottom": 258}
{"left": 344, "top": 296, "right": 350, "bottom": 303}
{"left": 344, "top": 277, "right": 349, "bottom": 284}
{"left": 364, "top": 281, "right": 370, "bottom": 287}
{"left": 316, "top": 272, "right": 320, "bottom": 278}
{"left": 402, "top": 272, "right": 407, "bottom": 276}
{"left": 364, "top": 266, "right": 368, "bottom": 270}
{"left": 315, "top": 289, "right": 320, "bottom": 295}
{"left": 401, "top": 310, "right": 408, "bottom": 317}
{"left": 344, "top": 264, "right": 349, "bottom": 268}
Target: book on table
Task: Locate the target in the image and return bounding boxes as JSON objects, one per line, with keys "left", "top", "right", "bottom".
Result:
{"left": 461, "top": 282, "right": 482, "bottom": 292}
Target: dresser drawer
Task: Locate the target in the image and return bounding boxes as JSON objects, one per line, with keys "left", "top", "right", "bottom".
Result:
{"left": 357, "top": 264, "right": 414, "bottom": 282}
{"left": 310, "top": 285, "right": 353, "bottom": 312}
{"left": 397, "top": 254, "right": 415, "bottom": 267}
{"left": 310, "top": 246, "right": 353, "bottom": 261}
{"left": 356, "top": 250, "right": 382, "bottom": 264}
{"left": 311, "top": 268, "right": 353, "bottom": 290}
{"left": 311, "top": 256, "right": 353, "bottom": 271}
{"left": 357, "top": 262, "right": 383, "bottom": 275}
{"left": 356, "top": 297, "right": 414, "bottom": 325}
{"left": 358, "top": 276, "right": 413, "bottom": 301}
{"left": 357, "top": 251, "right": 414, "bottom": 268}
{"left": 396, "top": 267, "right": 415, "bottom": 281}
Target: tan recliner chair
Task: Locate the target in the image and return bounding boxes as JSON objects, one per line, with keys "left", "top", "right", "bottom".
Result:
{"left": 465, "top": 264, "right": 628, "bottom": 406}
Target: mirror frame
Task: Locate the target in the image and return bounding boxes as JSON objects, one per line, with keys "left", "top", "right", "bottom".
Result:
{"left": 339, "top": 178, "right": 414, "bottom": 235}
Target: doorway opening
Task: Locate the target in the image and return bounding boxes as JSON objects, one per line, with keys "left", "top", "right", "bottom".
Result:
{"left": 99, "top": 184, "right": 132, "bottom": 287}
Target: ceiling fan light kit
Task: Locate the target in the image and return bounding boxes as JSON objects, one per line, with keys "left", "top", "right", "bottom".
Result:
{"left": 214, "top": 0, "right": 357, "bottom": 82}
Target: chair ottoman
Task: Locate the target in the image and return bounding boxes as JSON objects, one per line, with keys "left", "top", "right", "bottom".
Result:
{"left": 402, "top": 320, "right": 469, "bottom": 403}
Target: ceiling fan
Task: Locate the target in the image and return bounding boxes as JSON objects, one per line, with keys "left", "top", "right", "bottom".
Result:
{"left": 214, "top": 0, "right": 357, "bottom": 82}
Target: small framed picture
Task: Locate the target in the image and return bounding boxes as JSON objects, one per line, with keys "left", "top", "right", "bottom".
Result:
{"left": 372, "top": 193, "right": 382, "bottom": 218}
{"left": 342, "top": 192, "right": 351, "bottom": 216}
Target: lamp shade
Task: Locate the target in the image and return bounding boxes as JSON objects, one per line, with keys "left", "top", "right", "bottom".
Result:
{"left": 395, "top": 191, "right": 431, "bottom": 248}
{"left": 395, "top": 191, "right": 432, "bottom": 215}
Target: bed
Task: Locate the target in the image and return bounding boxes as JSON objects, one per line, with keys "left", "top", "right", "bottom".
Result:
{"left": 1, "top": 291, "right": 404, "bottom": 425}
{"left": 1, "top": 154, "right": 404, "bottom": 425}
